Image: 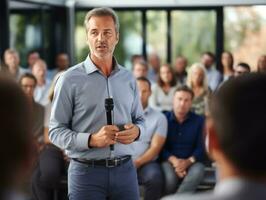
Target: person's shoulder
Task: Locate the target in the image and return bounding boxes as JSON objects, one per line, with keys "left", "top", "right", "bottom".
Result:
{"left": 58, "top": 62, "right": 87, "bottom": 83}
{"left": 189, "top": 111, "right": 205, "bottom": 122}
{"left": 150, "top": 107, "right": 167, "bottom": 120}
{"left": 161, "top": 192, "right": 218, "bottom": 200}
{"left": 163, "top": 110, "right": 173, "bottom": 120}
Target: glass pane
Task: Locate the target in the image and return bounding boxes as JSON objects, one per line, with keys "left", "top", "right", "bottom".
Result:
{"left": 224, "top": 6, "right": 266, "bottom": 71}
{"left": 171, "top": 10, "right": 216, "bottom": 66}
{"left": 75, "top": 11, "right": 87, "bottom": 64}
{"left": 10, "top": 11, "right": 52, "bottom": 68}
{"left": 10, "top": 13, "right": 41, "bottom": 67}
{"left": 74, "top": 11, "right": 142, "bottom": 69}
{"left": 116, "top": 11, "right": 142, "bottom": 69}
{"left": 146, "top": 10, "right": 167, "bottom": 64}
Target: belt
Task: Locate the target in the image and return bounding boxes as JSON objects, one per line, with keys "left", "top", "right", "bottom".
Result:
{"left": 73, "top": 155, "right": 131, "bottom": 168}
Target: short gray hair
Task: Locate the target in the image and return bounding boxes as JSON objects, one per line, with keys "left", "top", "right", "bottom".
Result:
{"left": 84, "top": 7, "right": 119, "bottom": 33}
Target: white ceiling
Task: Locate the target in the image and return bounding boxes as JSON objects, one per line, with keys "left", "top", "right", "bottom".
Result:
{"left": 9, "top": 0, "right": 266, "bottom": 8}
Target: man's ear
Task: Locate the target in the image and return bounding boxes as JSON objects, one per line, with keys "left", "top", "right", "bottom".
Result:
{"left": 116, "top": 32, "right": 119, "bottom": 43}
{"left": 206, "top": 119, "right": 220, "bottom": 160}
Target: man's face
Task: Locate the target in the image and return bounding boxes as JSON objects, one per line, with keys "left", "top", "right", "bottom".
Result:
{"left": 234, "top": 65, "right": 249, "bottom": 77}
{"left": 137, "top": 80, "right": 151, "bottom": 109}
{"left": 148, "top": 54, "right": 160, "bottom": 71}
{"left": 175, "top": 57, "right": 187, "bottom": 74}
{"left": 4, "top": 53, "right": 20, "bottom": 74}
{"left": 56, "top": 54, "right": 69, "bottom": 71}
{"left": 201, "top": 54, "right": 214, "bottom": 69}
{"left": 133, "top": 63, "right": 148, "bottom": 78}
{"left": 28, "top": 53, "right": 40, "bottom": 68}
{"left": 173, "top": 91, "right": 192, "bottom": 117}
{"left": 32, "top": 63, "right": 46, "bottom": 81}
{"left": 258, "top": 56, "right": 266, "bottom": 73}
{"left": 86, "top": 16, "right": 119, "bottom": 60}
{"left": 21, "top": 77, "right": 36, "bottom": 99}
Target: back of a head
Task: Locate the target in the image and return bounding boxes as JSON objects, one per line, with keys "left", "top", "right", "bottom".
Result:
{"left": 0, "top": 75, "right": 33, "bottom": 190}
{"left": 211, "top": 73, "right": 266, "bottom": 176}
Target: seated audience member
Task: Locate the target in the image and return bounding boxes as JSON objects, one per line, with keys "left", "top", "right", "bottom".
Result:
{"left": 161, "top": 86, "right": 205, "bottom": 194}
{"left": 0, "top": 75, "right": 35, "bottom": 200}
{"left": 174, "top": 56, "right": 188, "bottom": 85}
{"left": 148, "top": 53, "right": 161, "bottom": 83}
{"left": 132, "top": 60, "right": 149, "bottom": 78}
{"left": 201, "top": 52, "right": 222, "bottom": 91}
{"left": 257, "top": 55, "right": 266, "bottom": 73}
{"left": 26, "top": 50, "right": 40, "bottom": 72}
{"left": 186, "top": 63, "right": 209, "bottom": 116}
{"left": 32, "top": 59, "right": 51, "bottom": 106}
{"left": 47, "top": 53, "right": 70, "bottom": 80}
{"left": 131, "top": 54, "right": 145, "bottom": 67}
{"left": 2, "top": 49, "right": 26, "bottom": 81}
{"left": 55, "top": 53, "right": 69, "bottom": 73}
{"left": 221, "top": 51, "right": 234, "bottom": 82}
{"left": 234, "top": 62, "right": 251, "bottom": 77}
{"left": 149, "top": 64, "right": 177, "bottom": 112}
{"left": 31, "top": 78, "right": 68, "bottom": 200}
{"left": 133, "top": 77, "right": 167, "bottom": 200}
{"left": 162, "top": 73, "right": 266, "bottom": 200}
{"left": 19, "top": 73, "right": 45, "bottom": 148}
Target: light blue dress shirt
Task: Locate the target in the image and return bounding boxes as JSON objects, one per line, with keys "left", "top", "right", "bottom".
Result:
{"left": 49, "top": 56, "right": 145, "bottom": 159}
{"left": 132, "top": 106, "right": 167, "bottom": 160}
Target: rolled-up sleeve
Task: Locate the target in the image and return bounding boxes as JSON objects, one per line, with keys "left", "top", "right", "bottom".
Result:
{"left": 49, "top": 74, "right": 91, "bottom": 151}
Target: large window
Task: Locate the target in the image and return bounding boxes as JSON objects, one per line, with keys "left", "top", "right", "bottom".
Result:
{"left": 171, "top": 10, "right": 216, "bottom": 66}
{"left": 146, "top": 10, "right": 167, "bottom": 64}
{"left": 10, "top": 10, "right": 53, "bottom": 68}
{"left": 224, "top": 6, "right": 266, "bottom": 71}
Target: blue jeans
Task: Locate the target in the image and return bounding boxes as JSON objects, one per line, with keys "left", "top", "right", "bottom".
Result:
{"left": 68, "top": 158, "right": 139, "bottom": 200}
{"left": 137, "top": 161, "right": 164, "bottom": 200}
{"left": 162, "top": 161, "right": 205, "bottom": 194}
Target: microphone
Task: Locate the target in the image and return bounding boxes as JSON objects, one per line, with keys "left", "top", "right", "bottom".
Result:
{"left": 105, "top": 98, "right": 114, "bottom": 152}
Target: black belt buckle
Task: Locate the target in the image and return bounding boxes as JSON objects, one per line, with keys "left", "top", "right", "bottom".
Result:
{"left": 106, "top": 158, "right": 119, "bottom": 168}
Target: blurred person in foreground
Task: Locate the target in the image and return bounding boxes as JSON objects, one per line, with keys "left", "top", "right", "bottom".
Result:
{"left": 162, "top": 73, "right": 266, "bottom": 200}
{"left": 0, "top": 75, "right": 35, "bottom": 200}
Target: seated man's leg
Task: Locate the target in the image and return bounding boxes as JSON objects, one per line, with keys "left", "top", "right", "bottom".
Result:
{"left": 138, "top": 161, "right": 164, "bottom": 200}
{"left": 31, "top": 144, "right": 65, "bottom": 200}
{"left": 177, "top": 162, "right": 205, "bottom": 193}
{"left": 161, "top": 161, "right": 179, "bottom": 195}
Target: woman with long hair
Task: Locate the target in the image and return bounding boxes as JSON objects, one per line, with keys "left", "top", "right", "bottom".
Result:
{"left": 187, "top": 63, "right": 210, "bottom": 116}
{"left": 149, "top": 64, "right": 177, "bottom": 112}
{"left": 221, "top": 51, "right": 234, "bottom": 82}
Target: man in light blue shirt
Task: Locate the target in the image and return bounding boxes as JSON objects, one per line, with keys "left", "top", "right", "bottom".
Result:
{"left": 49, "top": 7, "right": 145, "bottom": 200}
{"left": 133, "top": 77, "right": 167, "bottom": 200}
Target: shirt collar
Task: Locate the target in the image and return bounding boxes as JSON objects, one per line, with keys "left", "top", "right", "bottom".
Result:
{"left": 170, "top": 111, "right": 192, "bottom": 124}
{"left": 143, "top": 106, "right": 152, "bottom": 115}
{"left": 83, "top": 55, "right": 120, "bottom": 75}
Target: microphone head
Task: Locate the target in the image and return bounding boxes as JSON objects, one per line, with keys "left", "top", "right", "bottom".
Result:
{"left": 105, "top": 98, "right": 114, "bottom": 111}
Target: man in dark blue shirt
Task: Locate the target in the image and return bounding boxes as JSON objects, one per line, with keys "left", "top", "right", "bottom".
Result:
{"left": 161, "top": 85, "right": 205, "bottom": 194}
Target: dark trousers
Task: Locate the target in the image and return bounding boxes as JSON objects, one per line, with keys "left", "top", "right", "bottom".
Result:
{"left": 68, "top": 158, "right": 139, "bottom": 200}
{"left": 31, "top": 144, "right": 67, "bottom": 200}
{"left": 137, "top": 161, "right": 164, "bottom": 200}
